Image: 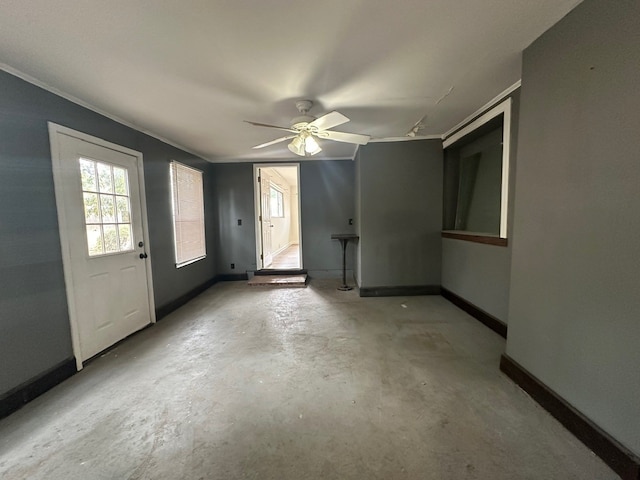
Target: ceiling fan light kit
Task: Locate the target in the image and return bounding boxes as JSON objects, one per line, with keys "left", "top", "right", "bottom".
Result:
{"left": 246, "top": 100, "right": 370, "bottom": 157}
{"left": 286, "top": 131, "right": 322, "bottom": 157}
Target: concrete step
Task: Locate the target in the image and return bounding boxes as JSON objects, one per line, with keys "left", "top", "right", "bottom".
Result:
{"left": 247, "top": 274, "right": 308, "bottom": 287}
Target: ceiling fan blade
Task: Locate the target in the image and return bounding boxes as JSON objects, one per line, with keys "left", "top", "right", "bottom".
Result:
{"left": 252, "top": 135, "right": 296, "bottom": 149}
{"left": 244, "top": 120, "right": 297, "bottom": 133}
{"left": 308, "top": 111, "right": 349, "bottom": 131}
{"left": 318, "top": 130, "right": 370, "bottom": 145}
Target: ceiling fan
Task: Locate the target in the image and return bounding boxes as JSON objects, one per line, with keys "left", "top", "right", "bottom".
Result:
{"left": 245, "top": 100, "right": 370, "bottom": 157}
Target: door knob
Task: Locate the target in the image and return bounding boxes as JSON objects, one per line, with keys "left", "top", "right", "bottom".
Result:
{"left": 139, "top": 253, "right": 148, "bottom": 259}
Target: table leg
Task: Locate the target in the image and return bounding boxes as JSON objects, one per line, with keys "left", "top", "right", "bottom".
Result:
{"left": 337, "top": 239, "right": 352, "bottom": 291}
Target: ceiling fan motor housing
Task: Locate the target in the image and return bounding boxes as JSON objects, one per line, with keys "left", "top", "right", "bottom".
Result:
{"left": 291, "top": 100, "right": 316, "bottom": 130}
{"left": 291, "top": 116, "right": 316, "bottom": 130}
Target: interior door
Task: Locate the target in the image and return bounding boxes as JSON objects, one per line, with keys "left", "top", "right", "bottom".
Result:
{"left": 259, "top": 169, "right": 273, "bottom": 268}
{"left": 51, "top": 129, "right": 153, "bottom": 363}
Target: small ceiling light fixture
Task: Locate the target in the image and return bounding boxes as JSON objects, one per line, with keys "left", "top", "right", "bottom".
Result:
{"left": 287, "top": 135, "right": 305, "bottom": 156}
{"left": 288, "top": 131, "right": 322, "bottom": 157}
{"left": 304, "top": 134, "right": 321, "bottom": 155}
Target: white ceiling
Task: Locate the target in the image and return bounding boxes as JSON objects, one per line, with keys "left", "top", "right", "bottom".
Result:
{"left": 0, "top": 0, "right": 581, "bottom": 162}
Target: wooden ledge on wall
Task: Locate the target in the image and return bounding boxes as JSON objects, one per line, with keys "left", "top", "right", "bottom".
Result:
{"left": 441, "top": 231, "right": 508, "bottom": 247}
{"left": 500, "top": 355, "right": 640, "bottom": 480}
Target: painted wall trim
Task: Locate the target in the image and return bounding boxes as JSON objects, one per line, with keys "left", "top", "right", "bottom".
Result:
{"left": 359, "top": 285, "right": 441, "bottom": 297}
{"left": 369, "top": 135, "right": 442, "bottom": 143}
{"left": 1, "top": 64, "right": 212, "bottom": 163}
{"left": 155, "top": 277, "right": 218, "bottom": 320}
{"left": 253, "top": 163, "right": 303, "bottom": 271}
{"left": 216, "top": 273, "right": 250, "bottom": 282}
{"left": 212, "top": 156, "right": 356, "bottom": 164}
{"left": 441, "top": 287, "right": 507, "bottom": 338}
{"left": 1, "top": 64, "right": 520, "bottom": 166}
{"left": 1, "top": 64, "right": 518, "bottom": 165}
{"left": 442, "top": 80, "right": 521, "bottom": 140}
{"left": 0, "top": 358, "right": 77, "bottom": 420}
{"left": 500, "top": 355, "right": 640, "bottom": 480}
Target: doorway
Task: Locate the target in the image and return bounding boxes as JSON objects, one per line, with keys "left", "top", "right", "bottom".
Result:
{"left": 254, "top": 164, "right": 302, "bottom": 270}
{"left": 49, "top": 123, "right": 155, "bottom": 369}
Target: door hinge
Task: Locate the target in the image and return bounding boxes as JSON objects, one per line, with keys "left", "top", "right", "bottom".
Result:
{"left": 259, "top": 215, "right": 262, "bottom": 221}
{"left": 258, "top": 176, "right": 261, "bottom": 182}
{"left": 260, "top": 254, "right": 263, "bottom": 260}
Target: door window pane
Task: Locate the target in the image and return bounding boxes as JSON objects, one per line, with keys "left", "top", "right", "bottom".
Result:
{"left": 116, "top": 196, "right": 131, "bottom": 223}
{"left": 103, "top": 224, "right": 118, "bottom": 253}
{"left": 80, "top": 158, "right": 135, "bottom": 256}
{"left": 80, "top": 159, "right": 97, "bottom": 191}
{"left": 100, "top": 194, "right": 116, "bottom": 223}
{"left": 83, "top": 192, "right": 100, "bottom": 223}
{"left": 270, "top": 187, "right": 284, "bottom": 217}
{"left": 86, "top": 225, "right": 104, "bottom": 255}
{"left": 118, "top": 224, "right": 132, "bottom": 250}
{"left": 113, "top": 167, "right": 128, "bottom": 195}
{"left": 97, "top": 163, "right": 113, "bottom": 193}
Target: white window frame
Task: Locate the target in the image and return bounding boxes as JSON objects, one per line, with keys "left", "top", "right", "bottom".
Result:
{"left": 270, "top": 185, "right": 285, "bottom": 218}
{"left": 170, "top": 161, "right": 206, "bottom": 267}
{"left": 443, "top": 97, "right": 511, "bottom": 239}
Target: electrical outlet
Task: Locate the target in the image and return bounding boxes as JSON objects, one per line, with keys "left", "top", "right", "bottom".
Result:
{"left": 230, "top": 263, "right": 235, "bottom": 269}
{"left": 237, "top": 219, "right": 242, "bottom": 226}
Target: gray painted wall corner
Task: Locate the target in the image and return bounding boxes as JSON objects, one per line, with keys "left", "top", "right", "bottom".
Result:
{"left": 506, "top": 0, "right": 640, "bottom": 455}
{"left": 358, "top": 139, "right": 442, "bottom": 289}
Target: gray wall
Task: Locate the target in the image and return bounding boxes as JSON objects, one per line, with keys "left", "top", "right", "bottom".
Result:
{"left": 357, "top": 140, "right": 442, "bottom": 288}
{"left": 441, "top": 90, "right": 520, "bottom": 322}
{"left": 212, "top": 163, "right": 257, "bottom": 275}
{"left": 213, "top": 160, "right": 356, "bottom": 277}
{"left": 506, "top": 0, "right": 640, "bottom": 455}
{"left": 300, "top": 160, "right": 355, "bottom": 276}
{"left": 0, "top": 71, "right": 216, "bottom": 397}
{"left": 138, "top": 135, "right": 217, "bottom": 306}
{"left": 354, "top": 149, "right": 362, "bottom": 283}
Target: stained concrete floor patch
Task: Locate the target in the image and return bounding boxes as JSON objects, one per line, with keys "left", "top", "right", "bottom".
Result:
{"left": 0, "top": 279, "right": 618, "bottom": 479}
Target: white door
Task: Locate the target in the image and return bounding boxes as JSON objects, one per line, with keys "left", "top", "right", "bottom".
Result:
{"left": 50, "top": 125, "right": 154, "bottom": 367}
{"left": 259, "top": 169, "right": 273, "bottom": 268}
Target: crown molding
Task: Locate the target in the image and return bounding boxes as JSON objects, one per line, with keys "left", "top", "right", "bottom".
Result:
{"left": 368, "top": 135, "right": 442, "bottom": 143}
{"left": 442, "top": 80, "right": 521, "bottom": 140}
{"left": 0, "top": 63, "right": 213, "bottom": 162}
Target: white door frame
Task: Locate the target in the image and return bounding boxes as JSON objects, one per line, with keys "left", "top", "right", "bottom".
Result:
{"left": 48, "top": 122, "right": 156, "bottom": 370}
{"left": 253, "top": 163, "right": 303, "bottom": 270}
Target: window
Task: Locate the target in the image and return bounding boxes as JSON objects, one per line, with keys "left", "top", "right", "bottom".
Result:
{"left": 79, "top": 158, "right": 134, "bottom": 256}
{"left": 170, "top": 161, "right": 206, "bottom": 267}
{"left": 442, "top": 98, "right": 511, "bottom": 243}
{"left": 269, "top": 186, "right": 284, "bottom": 217}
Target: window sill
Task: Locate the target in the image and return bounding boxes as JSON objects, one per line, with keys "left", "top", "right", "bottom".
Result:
{"left": 176, "top": 255, "right": 207, "bottom": 268}
{"left": 441, "top": 231, "right": 508, "bottom": 247}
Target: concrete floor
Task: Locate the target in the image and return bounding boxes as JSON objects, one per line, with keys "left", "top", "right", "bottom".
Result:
{"left": 0, "top": 280, "right": 618, "bottom": 479}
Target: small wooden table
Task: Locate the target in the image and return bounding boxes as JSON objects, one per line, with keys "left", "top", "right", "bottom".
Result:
{"left": 331, "top": 234, "right": 359, "bottom": 291}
